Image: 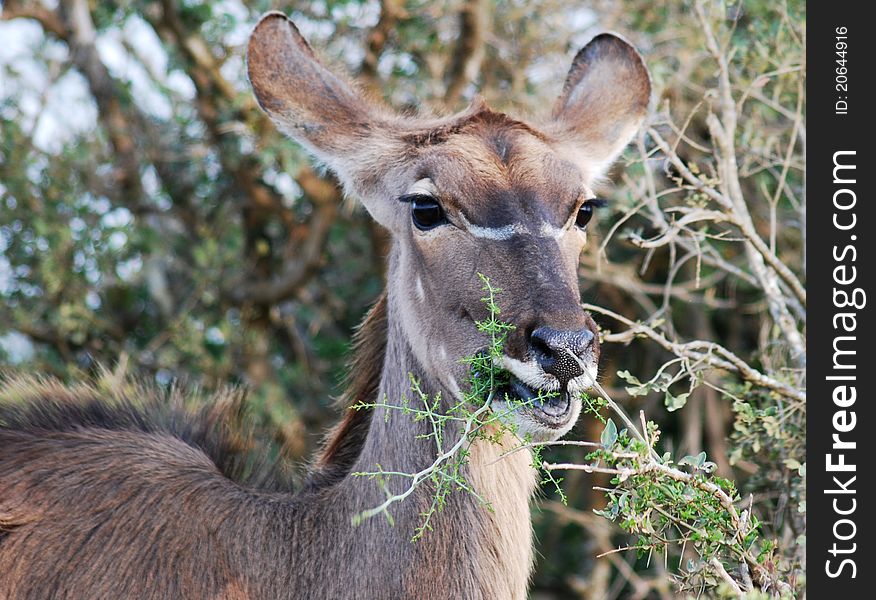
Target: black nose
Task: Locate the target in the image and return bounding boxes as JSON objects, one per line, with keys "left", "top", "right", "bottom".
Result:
{"left": 530, "top": 326, "right": 595, "bottom": 386}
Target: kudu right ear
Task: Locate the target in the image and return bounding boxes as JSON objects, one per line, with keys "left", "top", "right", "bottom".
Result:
{"left": 548, "top": 33, "right": 651, "bottom": 180}
{"left": 247, "top": 13, "right": 405, "bottom": 227}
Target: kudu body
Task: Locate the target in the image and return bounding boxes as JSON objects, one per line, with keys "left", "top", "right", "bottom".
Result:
{"left": 0, "top": 13, "right": 650, "bottom": 599}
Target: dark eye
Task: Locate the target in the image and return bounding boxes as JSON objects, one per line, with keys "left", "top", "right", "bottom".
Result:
{"left": 411, "top": 197, "right": 447, "bottom": 230}
{"left": 575, "top": 199, "right": 605, "bottom": 229}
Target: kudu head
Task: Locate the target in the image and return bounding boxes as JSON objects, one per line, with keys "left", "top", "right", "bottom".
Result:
{"left": 248, "top": 13, "right": 650, "bottom": 443}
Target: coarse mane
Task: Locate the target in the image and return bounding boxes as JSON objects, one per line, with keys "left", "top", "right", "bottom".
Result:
{"left": 0, "top": 376, "right": 297, "bottom": 492}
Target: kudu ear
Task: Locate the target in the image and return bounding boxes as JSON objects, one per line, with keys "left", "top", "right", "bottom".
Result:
{"left": 550, "top": 33, "right": 651, "bottom": 179}
{"left": 247, "top": 13, "right": 404, "bottom": 227}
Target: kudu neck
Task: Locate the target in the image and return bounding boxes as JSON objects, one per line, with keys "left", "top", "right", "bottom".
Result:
{"left": 341, "top": 288, "right": 537, "bottom": 599}
{"left": 351, "top": 296, "right": 451, "bottom": 474}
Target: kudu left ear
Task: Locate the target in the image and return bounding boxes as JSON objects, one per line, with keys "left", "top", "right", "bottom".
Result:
{"left": 549, "top": 33, "right": 652, "bottom": 179}
{"left": 247, "top": 12, "right": 406, "bottom": 228}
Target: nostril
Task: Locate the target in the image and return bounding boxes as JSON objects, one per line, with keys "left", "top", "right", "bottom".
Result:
{"left": 530, "top": 329, "right": 553, "bottom": 358}
{"left": 530, "top": 326, "right": 595, "bottom": 385}
{"left": 529, "top": 328, "right": 558, "bottom": 373}
{"left": 531, "top": 326, "right": 594, "bottom": 354}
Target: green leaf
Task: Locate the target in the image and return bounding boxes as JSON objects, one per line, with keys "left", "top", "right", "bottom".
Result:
{"left": 678, "top": 452, "right": 707, "bottom": 469}
{"left": 664, "top": 391, "right": 690, "bottom": 412}
{"left": 601, "top": 418, "right": 618, "bottom": 448}
{"left": 616, "top": 370, "right": 642, "bottom": 385}
{"left": 617, "top": 370, "right": 650, "bottom": 397}
{"left": 625, "top": 385, "right": 650, "bottom": 398}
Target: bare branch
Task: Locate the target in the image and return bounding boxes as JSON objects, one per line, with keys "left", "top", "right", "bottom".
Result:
{"left": 584, "top": 303, "right": 805, "bottom": 404}
{"left": 444, "top": 0, "right": 488, "bottom": 104}
{"left": 647, "top": 126, "right": 806, "bottom": 311}
{"left": 221, "top": 168, "right": 339, "bottom": 306}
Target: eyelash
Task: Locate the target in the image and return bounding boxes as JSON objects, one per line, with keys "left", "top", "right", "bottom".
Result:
{"left": 575, "top": 198, "right": 607, "bottom": 229}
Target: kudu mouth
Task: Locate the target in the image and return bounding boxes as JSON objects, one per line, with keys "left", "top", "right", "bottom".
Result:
{"left": 495, "top": 376, "right": 574, "bottom": 429}
{"left": 473, "top": 346, "right": 597, "bottom": 434}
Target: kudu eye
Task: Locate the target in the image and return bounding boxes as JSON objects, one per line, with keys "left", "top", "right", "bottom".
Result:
{"left": 410, "top": 196, "right": 447, "bottom": 231}
{"left": 575, "top": 198, "right": 606, "bottom": 229}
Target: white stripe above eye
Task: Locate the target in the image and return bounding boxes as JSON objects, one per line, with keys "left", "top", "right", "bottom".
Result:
{"left": 407, "top": 178, "right": 575, "bottom": 240}
{"left": 538, "top": 222, "right": 566, "bottom": 239}
{"left": 458, "top": 212, "right": 528, "bottom": 240}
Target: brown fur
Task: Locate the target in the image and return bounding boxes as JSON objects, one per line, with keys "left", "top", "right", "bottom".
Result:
{"left": 0, "top": 12, "right": 651, "bottom": 599}
{"left": 0, "top": 380, "right": 298, "bottom": 599}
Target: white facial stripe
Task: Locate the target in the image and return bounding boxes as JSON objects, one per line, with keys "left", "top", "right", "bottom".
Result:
{"left": 457, "top": 212, "right": 528, "bottom": 240}
{"left": 538, "top": 222, "right": 566, "bottom": 239}
{"left": 415, "top": 276, "right": 425, "bottom": 302}
{"left": 459, "top": 213, "right": 573, "bottom": 241}
{"left": 467, "top": 223, "right": 526, "bottom": 240}
{"left": 408, "top": 178, "right": 582, "bottom": 241}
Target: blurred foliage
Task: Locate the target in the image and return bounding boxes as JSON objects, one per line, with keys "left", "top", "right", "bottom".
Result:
{"left": 0, "top": 0, "right": 804, "bottom": 597}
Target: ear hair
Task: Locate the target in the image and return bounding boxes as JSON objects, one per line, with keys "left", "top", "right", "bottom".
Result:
{"left": 548, "top": 33, "right": 652, "bottom": 179}
{"left": 247, "top": 12, "right": 409, "bottom": 227}
{"left": 247, "top": 12, "right": 378, "bottom": 156}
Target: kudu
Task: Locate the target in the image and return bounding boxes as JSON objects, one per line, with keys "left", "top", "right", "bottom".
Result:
{"left": 0, "top": 12, "right": 650, "bottom": 599}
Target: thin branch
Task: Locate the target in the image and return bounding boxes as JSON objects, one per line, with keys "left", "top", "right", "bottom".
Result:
{"left": 711, "top": 558, "right": 746, "bottom": 597}
{"left": 647, "top": 126, "right": 806, "bottom": 310}
{"left": 352, "top": 392, "right": 494, "bottom": 523}
{"left": 584, "top": 303, "right": 805, "bottom": 404}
